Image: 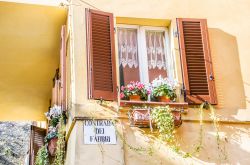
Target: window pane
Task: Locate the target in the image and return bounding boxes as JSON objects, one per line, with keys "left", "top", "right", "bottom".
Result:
{"left": 146, "top": 31, "right": 167, "bottom": 82}
{"left": 118, "top": 28, "right": 140, "bottom": 86}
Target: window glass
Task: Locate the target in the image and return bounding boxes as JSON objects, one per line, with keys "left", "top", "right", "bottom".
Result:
{"left": 146, "top": 31, "right": 167, "bottom": 82}
{"left": 117, "top": 28, "right": 140, "bottom": 86}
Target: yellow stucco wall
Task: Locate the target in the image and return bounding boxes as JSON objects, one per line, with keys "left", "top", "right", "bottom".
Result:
{"left": 0, "top": 2, "right": 67, "bottom": 120}
{"left": 65, "top": 0, "right": 250, "bottom": 164}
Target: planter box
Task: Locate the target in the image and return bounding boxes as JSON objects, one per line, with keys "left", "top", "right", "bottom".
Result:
{"left": 48, "top": 137, "right": 58, "bottom": 156}
{"left": 129, "top": 108, "right": 151, "bottom": 127}
{"left": 129, "top": 108, "right": 182, "bottom": 128}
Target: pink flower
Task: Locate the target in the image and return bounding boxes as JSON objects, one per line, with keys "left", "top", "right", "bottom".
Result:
{"left": 128, "top": 84, "right": 134, "bottom": 91}
{"left": 137, "top": 83, "right": 144, "bottom": 90}
{"left": 120, "top": 92, "right": 125, "bottom": 99}
{"left": 147, "top": 90, "right": 151, "bottom": 95}
{"left": 121, "top": 86, "right": 125, "bottom": 91}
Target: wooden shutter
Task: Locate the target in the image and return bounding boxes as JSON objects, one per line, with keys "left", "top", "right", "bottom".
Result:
{"left": 86, "top": 9, "right": 117, "bottom": 101}
{"left": 177, "top": 18, "right": 217, "bottom": 104}
{"left": 29, "top": 125, "right": 46, "bottom": 165}
{"left": 52, "top": 69, "right": 60, "bottom": 106}
{"left": 60, "top": 25, "right": 67, "bottom": 110}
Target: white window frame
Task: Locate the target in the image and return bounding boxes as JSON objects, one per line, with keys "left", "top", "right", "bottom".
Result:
{"left": 116, "top": 24, "right": 174, "bottom": 84}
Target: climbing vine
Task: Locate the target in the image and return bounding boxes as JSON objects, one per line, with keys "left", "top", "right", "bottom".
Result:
{"left": 184, "top": 102, "right": 227, "bottom": 160}
{"left": 53, "top": 116, "right": 66, "bottom": 165}
{"left": 35, "top": 145, "right": 49, "bottom": 165}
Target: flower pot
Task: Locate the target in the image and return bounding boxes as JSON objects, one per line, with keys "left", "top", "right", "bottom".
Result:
{"left": 157, "top": 96, "right": 170, "bottom": 102}
{"left": 48, "top": 137, "right": 58, "bottom": 156}
{"left": 129, "top": 95, "right": 141, "bottom": 101}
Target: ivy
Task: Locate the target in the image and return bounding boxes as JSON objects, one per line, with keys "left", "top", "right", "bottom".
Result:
{"left": 53, "top": 116, "right": 66, "bottom": 165}
{"left": 151, "top": 106, "right": 175, "bottom": 143}
{"left": 35, "top": 145, "right": 49, "bottom": 165}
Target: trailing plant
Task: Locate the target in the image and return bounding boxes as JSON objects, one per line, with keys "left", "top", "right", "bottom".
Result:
{"left": 151, "top": 76, "right": 177, "bottom": 101}
{"left": 120, "top": 81, "right": 151, "bottom": 100}
{"left": 112, "top": 119, "right": 154, "bottom": 156}
{"left": 151, "top": 106, "right": 175, "bottom": 143}
{"left": 184, "top": 102, "right": 227, "bottom": 160}
{"left": 184, "top": 103, "right": 204, "bottom": 158}
{"left": 209, "top": 104, "right": 227, "bottom": 160}
{"left": 53, "top": 116, "right": 66, "bottom": 165}
{"left": 35, "top": 145, "right": 49, "bottom": 165}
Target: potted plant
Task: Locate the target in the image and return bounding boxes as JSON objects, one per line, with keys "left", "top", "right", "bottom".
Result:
{"left": 151, "top": 106, "right": 175, "bottom": 142}
{"left": 120, "top": 81, "right": 151, "bottom": 101}
{"left": 44, "top": 105, "right": 63, "bottom": 156}
{"left": 151, "top": 76, "right": 177, "bottom": 102}
{"left": 45, "top": 105, "right": 62, "bottom": 127}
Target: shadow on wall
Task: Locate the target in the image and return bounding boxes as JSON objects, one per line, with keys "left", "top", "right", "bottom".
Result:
{"left": 208, "top": 28, "right": 246, "bottom": 111}
{"left": 176, "top": 122, "right": 250, "bottom": 164}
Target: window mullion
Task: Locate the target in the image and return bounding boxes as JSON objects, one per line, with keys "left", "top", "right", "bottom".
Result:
{"left": 138, "top": 27, "right": 149, "bottom": 84}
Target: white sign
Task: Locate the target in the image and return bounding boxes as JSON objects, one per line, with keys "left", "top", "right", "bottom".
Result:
{"left": 83, "top": 120, "right": 117, "bottom": 144}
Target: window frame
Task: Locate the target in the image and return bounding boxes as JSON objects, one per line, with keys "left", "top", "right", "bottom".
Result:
{"left": 116, "top": 24, "right": 174, "bottom": 85}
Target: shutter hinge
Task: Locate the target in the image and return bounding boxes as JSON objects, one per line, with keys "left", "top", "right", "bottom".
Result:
{"left": 117, "top": 86, "right": 120, "bottom": 92}
{"left": 209, "top": 74, "right": 214, "bottom": 81}
{"left": 114, "top": 27, "right": 116, "bottom": 33}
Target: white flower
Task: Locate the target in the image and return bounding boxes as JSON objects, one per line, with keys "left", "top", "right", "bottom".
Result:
{"left": 151, "top": 76, "right": 178, "bottom": 89}
{"left": 49, "top": 105, "right": 62, "bottom": 118}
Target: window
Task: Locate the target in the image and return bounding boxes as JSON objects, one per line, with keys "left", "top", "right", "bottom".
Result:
{"left": 86, "top": 9, "right": 217, "bottom": 104}
{"left": 117, "top": 25, "right": 173, "bottom": 86}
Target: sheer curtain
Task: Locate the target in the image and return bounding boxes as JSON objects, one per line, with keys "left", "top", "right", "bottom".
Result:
{"left": 118, "top": 28, "right": 139, "bottom": 68}
{"left": 146, "top": 31, "right": 167, "bottom": 71}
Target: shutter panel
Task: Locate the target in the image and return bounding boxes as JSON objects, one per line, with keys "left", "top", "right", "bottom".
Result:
{"left": 52, "top": 70, "right": 60, "bottom": 106}
{"left": 60, "top": 25, "right": 67, "bottom": 110}
{"left": 86, "top": 9, "right": 117, "bottom": 101}
{"left": 29, "top": 125, "right": 46, "bottom": 165}
{"left": 177, "top": 18, "right": 217, "bottom": 104}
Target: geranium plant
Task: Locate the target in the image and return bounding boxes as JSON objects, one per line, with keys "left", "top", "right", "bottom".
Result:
{"left": 151, "top": 76, "right": 178, "bottom": 101}
{"left": 120, "top": 81, "right": 151, "bottom": 101}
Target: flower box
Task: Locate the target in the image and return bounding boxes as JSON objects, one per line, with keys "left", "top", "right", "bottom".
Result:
{"left": 48, "top": 137, "right": 58, "bottom": 156}
{"left": 128, "top": 108, "right": 182, "bottom": 128}
{"left": 129, "top": 108, "right": 151, "bottom": 127}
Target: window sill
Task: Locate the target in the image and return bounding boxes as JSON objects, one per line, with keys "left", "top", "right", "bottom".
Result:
{"left": 120, "top": 100, "right": 188, "bottom": 108}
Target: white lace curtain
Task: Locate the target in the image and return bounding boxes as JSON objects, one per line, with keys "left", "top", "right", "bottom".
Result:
{"left": 146, "top": 31, "right": 167, "bottom": 70}
{"left": 118, "top": 28, "right": 139, "bottom": 68}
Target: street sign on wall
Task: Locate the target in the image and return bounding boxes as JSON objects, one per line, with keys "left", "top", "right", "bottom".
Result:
{"left": 83, "top": 120, "right": 117, "bottom": 144}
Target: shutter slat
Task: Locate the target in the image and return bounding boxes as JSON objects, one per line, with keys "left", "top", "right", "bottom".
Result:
{"left": 177, "top": 18, "right": 217, "bottom": 104}
{"left": 87, "top": 9, "right": 117, "bottom": 101}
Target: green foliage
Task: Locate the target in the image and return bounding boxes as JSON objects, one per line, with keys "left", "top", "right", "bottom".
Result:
{"left": 50, "top": 117, "right": 60, "bottom": 127}
{"left": 151, "top": 106, "right": 175, "bottom": 142}
{"left": 184, "top": 103, "right": 227, "bottom": 160}
{"left": 45, "top": 131, "right": 58, "bottom": 143}
{"left": 152, "top": 84, "right": 177, "bottom": 101}
{"left": 35, "top": 146, "right": 49, "bottom": 165}
{"left": 53, "top": 116, "right": 66, "bottom": 165}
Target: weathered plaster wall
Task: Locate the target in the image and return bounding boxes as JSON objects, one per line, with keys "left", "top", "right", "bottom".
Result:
{"left": 0, "top": 2, "right": 67, "bottom": 120}
{"left": 66, "top": 0, "right": 250, "bottom": 164}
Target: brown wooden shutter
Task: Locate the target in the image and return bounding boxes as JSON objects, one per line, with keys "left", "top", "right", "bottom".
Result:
{"left": 52, "top": 69, "right": 60, "bottom": 106}
{"left": 177, "top": 18, "right": 217, "bottom": 104}
{"left": 29, "top": 125, "right": 46, "bottom": 165}
{"left": 60, "top": 25, "right": 67, "bottom": 110}
{"left": 86, "top": 9, "right": 117, "bottom": 101}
